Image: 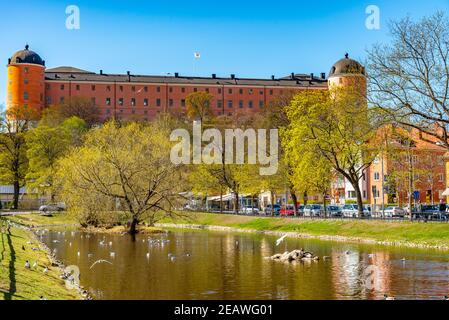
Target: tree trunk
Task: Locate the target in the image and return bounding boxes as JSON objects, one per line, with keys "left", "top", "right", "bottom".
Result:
{"left": 220, "top": 189, "right": 223, "bottom": 214}
{"left": 353, "top": 183, "right": 364, "bottom": 218}
{"left": 270, "top": 190, "right": 275, "bottom": 216}
{"left": 128, "top": 217, "right": 139, "bottom": 235}
{"left": 290, "top": 190, "right": 298, "bottom": 216}
{"left": 303, "top": 191, "right": 308, "bottom": 206}
{"left": 234, "top": 192, "right": 239, "bottom": 214}
{"left": 323, "top": 194, "right": 327, "bottom": 218}
{"left": 12, "top": 180, "right": 20, "bottom": 210}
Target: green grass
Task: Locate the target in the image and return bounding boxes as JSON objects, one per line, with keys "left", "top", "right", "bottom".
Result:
{"left": 5, "top": 213, "right": 78, "bottom": 228}
{"left": 0, "top": 218, "right": 81, "bottom": 300}
{"left": 158, "top": 212, "right": 449, "bottom": 248}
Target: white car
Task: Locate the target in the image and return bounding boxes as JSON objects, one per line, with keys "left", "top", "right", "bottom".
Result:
{"left": 342, "top": 204, "right": 358, "bottom": 217}
{"left": 241, "top": 206, "right": 259, "bottom": 215}
{"left": 39, "top": 203, "right": 65, "bottom": 213}
{"left": 383, "top": 206, "right": 405, "bottom": 218}
{"left": 304, "top": 204, "right": 323, "bottom": 217}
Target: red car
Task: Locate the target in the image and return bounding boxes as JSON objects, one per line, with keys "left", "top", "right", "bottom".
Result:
{"left": 280, "top": 205, "right": 296, "bottom": 216}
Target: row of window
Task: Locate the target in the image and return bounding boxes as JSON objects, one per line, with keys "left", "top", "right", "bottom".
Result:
{"left": 46, "top": 96, "right": 265, "bottom": 108}
{"left": 49, "top": 83, "right": 278, "bottom": 95}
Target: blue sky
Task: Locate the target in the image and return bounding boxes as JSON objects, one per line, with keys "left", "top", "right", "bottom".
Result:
{"left": 1, "top": 0, "right": 448, "bottom": 106}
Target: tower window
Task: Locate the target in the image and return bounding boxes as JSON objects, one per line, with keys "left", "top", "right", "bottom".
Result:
{"left": 24, "top": 67, "right": 29, "bottom": 73}
{"left": 24, "top": 79, "right": 28, "bottom": 85}
{"left": 23, "top": 92, "right": 29, "bottom": 100}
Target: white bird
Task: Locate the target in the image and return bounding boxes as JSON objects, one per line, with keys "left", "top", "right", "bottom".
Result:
{"left": 170, "top": 256, "right": 176, "bottom": 262}
{"left": 52, "top": 240, "right": 60, "bottom": 243}
{"left": 401, "top": 257, "right": 406, "bottom": 262}
{"left": 69, "top": 242, "right": 72, "bottom": 247}
{"left": 109, "top": 241, "right": 112, "bottom": 246}
{"left": 276, "top": 234, "right": 288, "bottom": 246}
{"left": 25, "top": 260, "right": 30, "bottom": 269}
{"left": 90, "top": 259, "right": 113, "bottom": 269}
{"left": 43, "top": 267, "right": 48, "bottom": 274}
{"left": 384, "top": 294, "right": 395, "bottom": 300}
{"left": 146, "top": 253, "right": 150, "bottom": 259}
{"left": 368, "top": 254, "right": 374, "bottom": 258}
{"left": 345, "top": 250, "right": 351, "bottom": 255}
{"left": 88, "top": 253, "right": 93, "bottom": 258}
{"left": 110, "top": 252, "right": 115, "bottom": 258}
{"left": 77, "top": 251, "right": 80, "bottom": 257}
{"left": 32, "top": 261, "right": 38, "bottom": 268}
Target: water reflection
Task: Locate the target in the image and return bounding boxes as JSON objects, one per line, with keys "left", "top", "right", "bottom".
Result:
{"left": 39, "top": 229, "right": 449, "bottom": 300}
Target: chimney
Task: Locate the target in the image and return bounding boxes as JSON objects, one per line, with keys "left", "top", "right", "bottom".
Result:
{"left": 212, "top": 73, "right": 216, "bottom": 79}
{"left": 230, "top": 74, "right": 235, "bottom": 79}
{"left": 321, "top": 72, "right": 326, "bottom": 80}
{"left": 291, "top": 72, "right": 295, "bottom": 79}
{"left": 174, "top": 72, "right": 179, "bottom": 78}
{"left": 100, "top": 69, "right": 103, "bottom": 75}
{"left": 271, "top": 75, "right": 275, "bottom": 80}
{"left": 127, "top": 71, "right": 131, "bottom": 82}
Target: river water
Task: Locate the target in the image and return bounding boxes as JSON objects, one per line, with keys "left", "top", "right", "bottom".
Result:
{"left": 40, "top": 229, "right": 449, "bottom": 300}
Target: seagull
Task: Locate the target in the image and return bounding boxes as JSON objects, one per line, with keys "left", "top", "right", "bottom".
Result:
{"left": 110, "top": 252, "right": 116, "bottom": 258}
{"left": 109, "top": 241, "right": 112, "bottom": 246}
{"left": 401, "top": 257, "right": 406, "bottom": 262}
{"left": 39, "top": 295, "right": 47, "bottom": 300}
{"left": 25, "top": 260, "right": 30, "bottom": 269}
{"left": 146, "top": 253, "right": 150, "bottom": 259}
{"left": 170, "top": 256, "right": 176, "bottom": 262}
{"left": 276, "top": 234, "right": 288, "bottom": 246}
{"left": 90, "top": 259, "right": 113, "bottom": 269}
{"left": 32, "top": 261, "right": 38, "bottom": 268}
{"left": 77, "top": 251, "right": 80, "bottom": 257}
{"left": 43, "top": 267, "right": 48, "bottom": 274}
{"left": 384, "top": 294, "right": 395, "bottom": 300}
{"left": 443, "top": 296, "right": 449, "bottom": 300}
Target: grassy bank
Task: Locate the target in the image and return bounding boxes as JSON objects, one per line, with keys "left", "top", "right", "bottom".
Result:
{"left": 5, "top": 213, "right": 79, "bottom": 227}
{"left": 158, "top": 212, "right": 449, "bottom": 249}
{"left": 0, "top": 218, "right": 81, "bottom": 300}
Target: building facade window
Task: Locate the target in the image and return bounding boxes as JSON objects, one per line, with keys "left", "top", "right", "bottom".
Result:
{"left": 169, "top": 99, "right": 173, "bottom": 107}
{"left": 374, "top": 172, "right": 380, "bottom": 181}
{"left": 144, "top": 98, "right": 148, "bottom": 106}
{"left": 239, "top": 100, "right": 243, "bottom": 108}
{"left": 60, "top": 84, "right": 65, "bottom": 90}
{"left": 91, "top": 85, "right": 96, "bottom": 91}
{"left": 259, "top": 100, "right": 264, "bottom": 108}
{"left": 23, "top": 92, "right": 29, "bottom": 100}
{"left": 228, "top": 100, "right": 233, "bottom": 108}
{"left": 118, "top": 98, "right": 124, "bottom": 106}
{"left": 106, "top": 98, "right": 111, "bottom": 105}
{"left": 181, "top": 99, "right": 185, "bottom": 107}
{"left": 217, "top": 100, "right": 222, "bottom": 108}
{"left": 156, "top": 98, "right": 161, "bottom": 107}
{"left": 157, "top": 87, "right": 161, "bottom": 92}
{"left": 131, "top": 98, "right": 136, "bottom": 106}
{"left": 76, "top": 84, "right": 80, "bottom": 91}
{"left": 248, "top": 101, "right": 253, "bottom": 108}
{"left": 228, "top": 88, "right": 233, "bottom": 94}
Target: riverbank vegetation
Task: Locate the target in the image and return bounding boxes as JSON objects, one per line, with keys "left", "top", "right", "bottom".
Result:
{"left": 0, "top": 218, "right": 81, "bottom": 300}
{"left": 158, "top": 212, "right": 449, "bottom": 248}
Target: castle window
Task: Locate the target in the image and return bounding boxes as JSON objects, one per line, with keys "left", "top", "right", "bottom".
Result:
{"left": 118, "top": 98, "right": 124, "bottom": 106}
{"left": 181, "top": 87, "right": 185, "bottom": 93}
{"left": 24, "top": 67, "right": 29, "bottom": 73}
{"left": 239, "top": 100, "right": 243, "bottom": 108}
{"left": 144, "top": 98, "right": 148, "bottom": 106}
{"left": 131, "top": 98, "right": 136, "bottom": 106}
{"left": 157, "top": 87, "right": 161, "bottom": 93}
{"left": 239, "top": 89, "right": 243, "bottom": 94}
{"left": 156, "top": 98, "right": 161, "bottom": 107}
{"left": 60, "top": 84, "right": 65, "bottom": 90}
{"left": 23, "top": 92, "right": 29, "bottom": 100}
{"left": 169, "top": 99, "right": 173, "bottom": 107}
{"left": 228, "top": 100, "right": 233, "bottom": 108}
{"left": 228, "top": 88, "right": 233, "bottom": 94}
{"left": 248, "top": 101, "right": 253, "bottom": 108}
{"left": 259, "top": 100, "right": 264, "bottom": 108}
{"left": 91, "top": 85, "right": 96, "bottom": 91}
{"left": 181, "top": 99, "right": 185, "bottom": 107}
{"left": 76, "top": 85, "right": 80, "bottom": 90}
{"left": 106, "top": 98, "right": 111, "bottom": 105}
{"left": 24, "top": 79, "right": 28, "bottom": 85}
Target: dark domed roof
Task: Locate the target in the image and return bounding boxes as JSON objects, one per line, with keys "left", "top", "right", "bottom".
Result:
{"left": 9, "top": 45, "right": 44, "bottom": 66}
{"left": 329, "top": 53, "right": 365, "bottom": 77}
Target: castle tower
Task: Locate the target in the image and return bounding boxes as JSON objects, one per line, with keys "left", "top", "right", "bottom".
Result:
{"left": 6, "top": 45, "right": 45, "bottom": 113}
{"left": 328, "top": 53, "right": 366, "bottom": 93}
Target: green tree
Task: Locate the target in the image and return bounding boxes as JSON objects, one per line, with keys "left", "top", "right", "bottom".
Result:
{"left": 186, "top": 91, "right": 213, "bottom": 122}
{"left": 0, "top": 106, "right": 39, "bottom": 209}
{"left": 26, "top": 116, "right": 87, "bottom": 201}
{"left": 57, "top": 120, "right": 185, "bottom": 235}
{"left": 283, "top": 88, "right": 377, "bottom": 217}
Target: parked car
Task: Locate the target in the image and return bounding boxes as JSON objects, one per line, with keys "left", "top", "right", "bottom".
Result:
{"left": 297, "top": 205, "right": 305, "bottom": 216}
{"left": 39, "top": 203, "right": 65, "bottom": 213}
{"left": 327, "top": 205, "right": 343, "bottom": 217}
{"left": 265, "top": 204, "right": 281, "bottom": 216}
{"left": 304, "top": 204, "right": 323, "bottom": 217}
{"left": 241, "top": 206, "right": 259, "bottom": 215}
{"left": 280, "top": 205, "right": 296, "bottom": 217}
{"left": 383, "top": 206, "right": 405, "bottom": 218}
{"left": 342, "top": 204, "right": 358, "bottom": 217}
